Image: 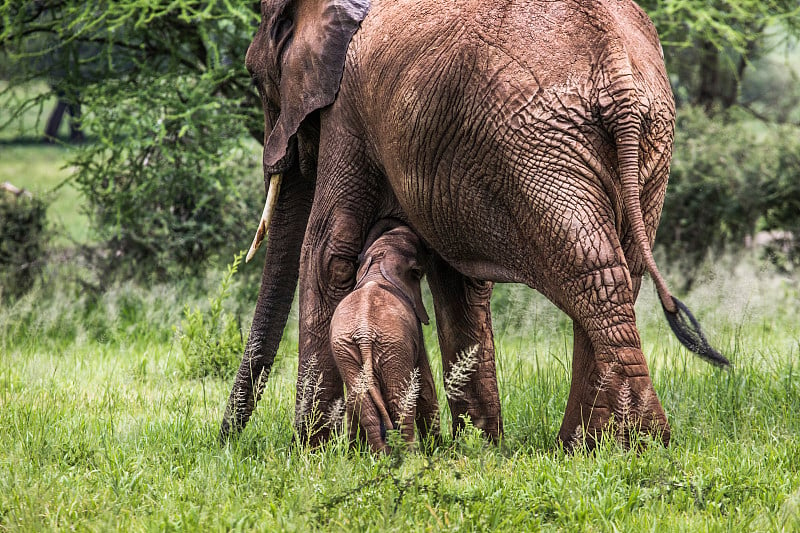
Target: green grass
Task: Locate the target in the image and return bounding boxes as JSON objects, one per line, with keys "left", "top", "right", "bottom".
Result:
{"left": 1, "top": 252, "right": 799, "bottom": 531}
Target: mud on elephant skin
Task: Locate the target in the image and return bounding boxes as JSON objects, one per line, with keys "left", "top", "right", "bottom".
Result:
{"left": 221, "top": 0, "right": 729, "bottom": 450}
{"left": 329, "top": 221, "right": 439, "bottom": 453}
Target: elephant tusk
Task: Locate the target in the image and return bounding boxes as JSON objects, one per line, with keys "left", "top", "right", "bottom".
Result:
{"left": 245, "top": 173, "right": 282, "bottom": 263}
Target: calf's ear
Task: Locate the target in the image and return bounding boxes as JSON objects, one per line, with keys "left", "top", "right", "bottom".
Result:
{"left": 380, "top": 259, "right": 430, "bottom": 325}
{"left": 355, "top": 255, "right": 373, "bottom": 285}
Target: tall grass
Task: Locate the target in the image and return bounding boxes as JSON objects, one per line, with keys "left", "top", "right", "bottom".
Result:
{"left": 1, "top": 251, "right": 798, "bottom": 531}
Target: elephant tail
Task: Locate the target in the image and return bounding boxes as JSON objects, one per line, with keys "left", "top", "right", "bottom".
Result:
{"left": 360, "top": 343, "right": 396, "bottom": 442}
{"left": 615, "top": 121, "right": 730, "bottom": 368}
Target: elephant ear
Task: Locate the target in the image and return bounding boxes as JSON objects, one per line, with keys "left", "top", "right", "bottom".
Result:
{"left": 380, "top": 254, "right": 430, "bottom": 325}
{"left": 264, "top": 0, "right": 371, "bottom": 167}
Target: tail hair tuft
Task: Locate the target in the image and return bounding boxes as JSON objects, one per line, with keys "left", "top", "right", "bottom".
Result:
{"left": 663, "top": 296, "right": 730, "bottom": 368}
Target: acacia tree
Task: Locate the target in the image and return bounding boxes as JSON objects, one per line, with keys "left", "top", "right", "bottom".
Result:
{"left": 1, "top": 1, "right": 263, "bottom": 281}
{"left": 642, "top": 0, "right": 800, "bottom": 111}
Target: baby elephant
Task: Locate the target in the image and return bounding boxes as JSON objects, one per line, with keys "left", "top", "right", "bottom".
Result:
{"left": 330, "top": 222, "right": 439, "bottom": 453}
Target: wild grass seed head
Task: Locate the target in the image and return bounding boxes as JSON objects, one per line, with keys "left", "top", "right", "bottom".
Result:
{"left": 445, "top": 344, "right": 480, "bottom": 401}
{"left": 396, "top": 367, "right": 421, "bottom": 426}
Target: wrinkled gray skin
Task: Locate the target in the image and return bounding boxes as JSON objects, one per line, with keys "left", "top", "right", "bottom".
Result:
{"left": 330, "top": 223, "right": 439, "bottom": 453}
{"left": 222, "top": 0, "right": 688, "bottom": 450}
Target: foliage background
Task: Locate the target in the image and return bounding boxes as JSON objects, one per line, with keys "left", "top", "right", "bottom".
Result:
{"left": 1, "top": 0, "right": 263, "bottom": 283}
{"left": 2, "top": 0, "right": 799, "bottom": 286}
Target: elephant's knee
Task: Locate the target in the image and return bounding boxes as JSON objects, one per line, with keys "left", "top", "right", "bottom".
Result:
{"left": 303, "top": 212, "right": 362, "bottom": 298}
{"left": 465, "top": 278, "right": 494, "bottom": 304}
{"left": 327, "top": 254, "right": 356, "bottom": 291}
{"left": 312, "top": 244, "right": 357, "bottom": 303}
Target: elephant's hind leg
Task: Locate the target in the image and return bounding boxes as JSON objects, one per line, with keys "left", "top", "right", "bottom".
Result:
{"left": 559, "top": 319, "right": 669, "bottom": 451}
{"left": 549, "top": 233, "right": 669, "bottom": 450}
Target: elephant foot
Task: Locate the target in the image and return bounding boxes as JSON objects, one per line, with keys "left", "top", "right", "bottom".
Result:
{"left": 558, "top": 357, "right": 670, "bottom": 452}
{"left": 446, "top": 348, "right": 504, "bottom": 442}
{"left": 450, "top": 397, "right": 503, "bottom": 443}
{"left": 294, "top": 407, "right": 344, "bottom": 448}
{"left": 442, "top": 341, "right": 504, "bottom": 443}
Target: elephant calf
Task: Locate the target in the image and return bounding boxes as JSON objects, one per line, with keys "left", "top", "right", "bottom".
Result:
{"left": 329, "top": 222, "right": 439, "bottom": 453}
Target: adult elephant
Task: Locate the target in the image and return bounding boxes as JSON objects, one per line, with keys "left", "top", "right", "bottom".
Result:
{"left": 221, "top": 0, "right": 728, "bottom": 450}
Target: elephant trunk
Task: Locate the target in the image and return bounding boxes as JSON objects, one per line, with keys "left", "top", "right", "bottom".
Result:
{"left": 220, "top": 172, "right": 315, "bottom": 441}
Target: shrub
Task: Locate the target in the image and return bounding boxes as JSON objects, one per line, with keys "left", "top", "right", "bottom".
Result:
{"left": 70, "top": 73, "right": 260, "bottom": 281}
{"left": 176, "top": 252, "right": 245, "bottom": 380}
{"left": 0, "top": 185, "right": 49, "bottom": 302}
{"left": 657, "top": 107, "right": 800, "bottom": 286}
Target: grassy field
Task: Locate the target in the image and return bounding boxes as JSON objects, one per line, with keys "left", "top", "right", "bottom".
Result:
{"left": 1, "top": 143, "right": 799, "bottom": 531}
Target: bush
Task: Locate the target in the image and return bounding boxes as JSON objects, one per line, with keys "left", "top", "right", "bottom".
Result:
{"left": 176, "top": 252, "right": 245, "bottom": 380}
{"left": 0, "top": 186, "right": 49, "bottom": 302}
{"left": 71, "top": 73, "right": 260, "bottom": 281}
{"left": 657, "top": 107, "right": 800, "bottom": 285}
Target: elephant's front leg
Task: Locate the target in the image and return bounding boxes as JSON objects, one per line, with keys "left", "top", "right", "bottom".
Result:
{"left": 427, "top": 255, "right": 503, "bottom": 441}
{"left": 295, "top": 203, "right": 375, "bottom": 446}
